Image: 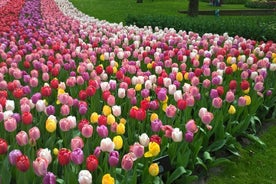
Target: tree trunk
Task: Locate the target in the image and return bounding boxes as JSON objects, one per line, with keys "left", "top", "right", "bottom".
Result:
{"left": 188, "top": 0, "right": 199, "bottom": 17}
{"left": 137, "top": 0, "right": 143, "bottom": 3}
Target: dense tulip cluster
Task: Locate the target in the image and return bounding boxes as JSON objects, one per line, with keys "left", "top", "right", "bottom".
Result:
{"left": 0, "top": 0, "right": 275, "bottom": 183}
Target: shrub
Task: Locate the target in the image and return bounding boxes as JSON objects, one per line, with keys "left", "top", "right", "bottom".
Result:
{"left": 201, "top": 0, "right": 247, "bottom": 4}
{"left": 245, "top": 0, "right": 276, "bottom": 9}
{"left": 125, "top": 14, "right": 276, "bottom": 41}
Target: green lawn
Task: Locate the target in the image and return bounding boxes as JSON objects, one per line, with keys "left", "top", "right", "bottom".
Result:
{"left": 69, "top": 0, "right": 253, "bottom": 23}
{"left": 207, "top": 122, "right": 276, "bottom": 184}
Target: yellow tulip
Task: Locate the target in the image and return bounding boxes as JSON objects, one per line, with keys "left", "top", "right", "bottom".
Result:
{"left": 102, "top": 174, "right": 115, "bottom": 184}
{"left": 176, "top": 72, "right": 183, "bottom": 82}
{"left": 100, "top": 54, "right": 105, "bottom": 61}
{"left": 162, "top": 103, "right": 168, "bottom": 112}
{"left": 53, "top": 148, "right": 59, "bottom": 156}
{"left": 90, "top": 112, "right": 99, "bottom": 123}
{"left": 119, "top": 118, "right": 127, "bottom": 125}
{"left": 243, "top": 88, "right": 250, "bottom": 94}
{"left": 147, "top": 63, "right": 153, "bottom": 69}
{"left": 228, "top": 105, "right": 236, "bottom": 115}
{"left": 102, "top": 105, "right": 111, "bottom": 116}
{"left": 184, "top": 72, "right": 189, "bottom": 80}
{"left": 244, "top": 95, "right": 251, "bottom": 105}
{"left": 116, "top": 123, "right": 125, "bottom": 135}
{"left": 113, "top": 135, "right": 123, "bottom": 150}
{"left": 135, "top": 84, "right": 142, "bottom": 91}
{"left": 231, "top": 63, "right": 238, "bottom": 72}
{"left": 150, "top": 113, "right": 159, "bottom": 122}
{"left": 149, "top": 163, "right": 159, "bottom": 176}
{"left": 107, "top": 114, "right": 115, "bottom": 125}
{"left": 46, "top": 118, "right": 57, "bottom": 133}
{"left": 144, "top": 142, "right": 160, "bottom": 158}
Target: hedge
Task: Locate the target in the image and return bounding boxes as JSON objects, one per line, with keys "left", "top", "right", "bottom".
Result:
{"left": 245, "top": 0, "right": 276, "bottom": 9}
{"left": 125, "top": 14, "right": 276, "bottom": 41}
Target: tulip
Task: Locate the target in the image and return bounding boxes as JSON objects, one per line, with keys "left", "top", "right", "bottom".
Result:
{"left": 43, "top": 172, "right": 56, "bottom": 184}
{"left": 33, "top": 157, "right": 48, "bottom": 176}
{"left": 113, "top": 135, "right": 123, "bottom": 150}
{"left": 185, "top": 119, "right": 198, "bottom": 133}
{"left": 144, "top": 142, "right": 160, "bottom": 157}
{"left": 16, "top": 155, "right": 30, "bottom": 172}
{"left": 172, "top": 128, "right": 183, "bottom": 142}
{"left": 90, "top": 112, "right": 99, "bottom": 123}
{"left": 165, "top": 104, "right": 177, "bottom": 118}
{"left": 86, "top": 155, "right": 98, "bottom": 172}
{"left": 228, "top": 105, "right": 236, "bottom": 114}
{"left": 29, "top": 126, "right": 40, "bottom": 141}
{"left": 82, "top": 124, "right": 93, "bottom": 138}
{"left": 37, "top": 148, "right": 52, "bottom": 164}
{"left": 4, "top": 117, "right": 17, "bottom": 132}
{"left": 150, "top": 135, "right": 162, "bottom": 145}
{"left": 0, "top": 138, "right": 8, "bottom": 155}
{"left": 130, "top": 143, "right": 144, "bottom": 158}
{"left": 185, "top": 132, "right": 194, "bottom": 142}
{"left": 102, "top": 174, "right": 115, "bottom": 184}
{"left": 121, "top": 153, "right": 134, "bottom": 171}
{"left": 16, "top": 131, "right": 29, "bottom": 146}
{"left": 149, "top": 163, "right": 159, "bottom": 176}
{"left": 70, "top": 148, "right": 84, "bottom": 165}
{"left": 116, "top": 123, "right": 125, "bottom": 135}
{"left": 78, "top": 170, "right": 92, "bottom": 184}
{"left": 100, "top": 137, "right": 115, "bottom": 152}
{"left": 108, "top": 151, "right": 119, "bottom": 167}
{"left": 112, "top": 105, "right": 121, "bottom": 117}
{"left": 139, "top": 133, "right": 150, "bottom": 147}
{"left": 151, "top": 118, "right": 163, "bottom": 132}
{"left": 97, "top": 125, "right": 109, "bottom": 138}
{"left": 57, "top": 148, "right": 71, "bottom": 166}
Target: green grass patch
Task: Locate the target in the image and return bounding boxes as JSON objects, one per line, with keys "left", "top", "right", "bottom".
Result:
{"left": 207, "top": 123, "right": 276, "bottom": 184}
{"left": 69, "top": 0, "right": 255, "bottom": 23}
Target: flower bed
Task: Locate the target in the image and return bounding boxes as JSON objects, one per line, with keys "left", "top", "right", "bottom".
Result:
{"left": 0, "top": 0, "right": 276, "bottom": 183}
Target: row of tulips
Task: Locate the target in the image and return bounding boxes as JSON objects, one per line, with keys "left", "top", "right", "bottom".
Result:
{"left": 0, "top": 0, "right": 276, "bottom": 183}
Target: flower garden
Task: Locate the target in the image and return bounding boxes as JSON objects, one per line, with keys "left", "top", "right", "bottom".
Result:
{"left": 0, "top": 0, "right": 276, "bottom": 183}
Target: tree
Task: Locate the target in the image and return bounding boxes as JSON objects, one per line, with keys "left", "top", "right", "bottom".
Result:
{"left": 188, "top": 0, "right": 199, "bottom": 17}
{"left": 137, "top": 0, "right": 143, "bottom": 3}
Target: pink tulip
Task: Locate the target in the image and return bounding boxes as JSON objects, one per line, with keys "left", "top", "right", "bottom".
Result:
{"left": 81, "top": 124, "right": 93, "bottom": 138}
{"left": 4, "top": 117, "right": 17, "bottom": 132}
{"left": 29, "top": 126, "right": 40, "bottom": 141}
{"left": 166, "top": 104, "right": 177, "bottom": 118}
{"left": 16, "top": 131, "right": 29, "bottom": 146}
{"left": 71, "top": 136, "right": 84, "bottom": 151}
{"left": 33, "top": 157, "right": 48, "bottom": 176}
{"left": 100, "top": 137, "right": 115, "bottom": 152}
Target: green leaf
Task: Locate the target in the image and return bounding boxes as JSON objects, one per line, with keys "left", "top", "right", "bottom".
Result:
{"left": 241, "top": 133, "right": 266, "bottom": 148}
{"left": 56, "top": 178, "right": 65, "bottom": 184}
{"left": 226, "top": 144, "right": 241, "bottom": 157}
{"left": 203, "top": 151, "right": 213, "bottom": 162}
{"left": 195, "top": 157, "right": 207, "bottom": 170}
{"left": 0, "top": 158, "right": 11, "bottom": 184}
{"left": 166, "top": 166, "right": 187, "bottom": 184}
{"left": 206, "top": 139, "right": 227, "bottom": 152}
{"left": 209, "top": 158, "right": 232, "bottom": 168}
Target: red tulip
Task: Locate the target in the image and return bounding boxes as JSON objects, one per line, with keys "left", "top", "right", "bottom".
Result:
{"left": 95, "top": 65, "right": 103, "bottom": 75}
{"left": 50, "top": 78, "right": 59, "bottom": 89}
{"left": 136, "top": 108, "right": 146, "bottom": 121}
{"left": 41, "top": 86, "right": 52, "bottom": 97}
{"left": 216, "top": 86, "right": 224, "bottom": 96}
{"left": 229, "top": 80, "right": 237, "bottom": 90}
{"left": 98, "top": 115, "right": 107, "bottom": 126}
{"left": 86, "top": 155, "right": 98, "bottom": 172}
{"left": 21, "top": 112, "right": 33, "bottom": 125}
{"left": 102, "top": 90, "right": 111, "bottom": 101}
{"left": 105, "top": 65, "right": 113, "bottom": 75}
{"left": 86, "top": 86, "right": 96, "bottom": 97}
{"left": 78, "top": 90, "right": 87, "bottom": 100}
{"left": 240, "top": 80, "right": 250, "bottom": 90}
{"left": 150, "top": 135, "right": 162, "bottom": 145}
{"left": 16, "top": 155, "right": 30, "bottom": 172}
{"left": 57, "top": 148, "right": 71, "bottom": 166}
{"left": 0, "top": 138, "right": 8, "bottom": 155}
{"left": 116, "top": 70, "right": 124, "bottom": 80}
{"left": 177, "top": 99, "right": 187, "bottom": 110}
{"left": 78, "top": 119, "right": 89, "bottom": 132}
{"left": 13, "top": 88, "right": 24, "bottom": 99}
